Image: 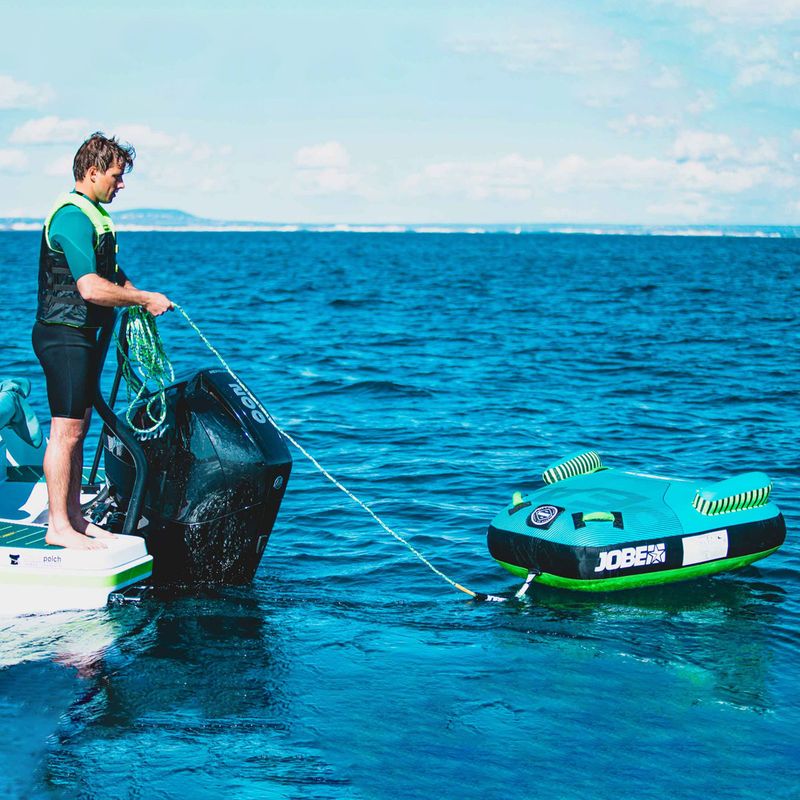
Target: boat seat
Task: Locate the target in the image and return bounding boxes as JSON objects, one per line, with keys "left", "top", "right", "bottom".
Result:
{"left": 692, "top": 471, "right": 772, "bottom": 516}
{"left": 0, "top": 378, "right": 43, "bottom": 449}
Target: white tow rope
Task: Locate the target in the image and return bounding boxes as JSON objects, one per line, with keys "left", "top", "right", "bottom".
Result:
{"left": 174, "top": 304, "right": 533, "bottom": 603}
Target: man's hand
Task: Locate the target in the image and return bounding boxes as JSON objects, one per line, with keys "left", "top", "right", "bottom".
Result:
{"left": 76, "top": 274, "right": 174, "bottom": 314}
{"left": 142, "top": 292, "right": 173, "bottom": 317}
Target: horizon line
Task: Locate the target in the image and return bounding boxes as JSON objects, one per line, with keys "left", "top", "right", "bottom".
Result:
{"left": 0, "top": 209, "right": 798, "bottom": 232}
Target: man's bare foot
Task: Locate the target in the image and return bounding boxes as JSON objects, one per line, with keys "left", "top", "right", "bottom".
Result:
{"left": 45, "top": 526, "right": 106, "bottom": 550}
{"left": 71, "top": 517, "right": 117, "bottom": 540}
{"left": 83, "top": 521, "right": 117, "bottom": 540}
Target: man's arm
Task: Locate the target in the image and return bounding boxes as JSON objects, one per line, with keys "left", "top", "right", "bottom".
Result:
{"left": 76, "top": 273, "right": 172, "bottom": 316}
{"left": 50, "top": 208, "right": 96, "bottom": 282}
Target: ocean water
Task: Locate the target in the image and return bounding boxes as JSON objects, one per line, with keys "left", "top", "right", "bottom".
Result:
{"left": 0, "top": 231, "right": 798, "bottom": 799}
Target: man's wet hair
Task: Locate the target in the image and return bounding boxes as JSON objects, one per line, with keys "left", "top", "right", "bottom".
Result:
{"left": 72, "top": 132, "right": 135, "bottom": 181}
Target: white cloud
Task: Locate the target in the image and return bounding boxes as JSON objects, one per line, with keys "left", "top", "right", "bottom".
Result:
{"left": 651, "top": 66, "right": 682, "bottom": 89}
{"left": 747, "top": 137, "right": 780, "bottom": 164}
{"left": 45, "top": 154, "right": 74, "bottom": 178}
{"left": 296, "top": 168, "right": 360, "bottom": 194}
{"left": 579, "top": 84, "right": 630, "bottom": 109}
{"left": 549, "top": 155, "right": 678, "bottom": 192}
{"left": 293, "top": 141, "right": 366, "bottom": 195}
{"left": 671, "top": 130, "right": 781, "bottom": 168}
{"left": 0, "top": 149, "right": 28, "bottom": 173}
{"left": 736, "top": 61, "right": 798, "bottom": 87}
{"left": 687, "top": 90, "right": 715, "bottom": 115}
{"left": 10, "top": 116, "right": 90, "bottom": 145}
{"left": 0, "top": 75, "right": 52, "bottom": 109}
{"left": 674, "top": 160, "right": 769, "bottom": 192}
{"left": 404, "top": 154, "right": 545, "bottom": 200}
{"left": 709, "top": 35, "right": 799, "bottom": 87}
{"left": 114, "top": 123, "right": 216, "bottom": 159}
{"left": 646, "top": 195, "right": 718, "bottom": 220}
{"left": 449, "top": 29, "right": 640, "bottom": 75}
{"left": 9, "top": 116, "right": 222, "bottom": 167}
{"left": 404, "top": 136, "right": 784, "bottom": 205}
{"left": 142, "top": 164, "right": 226, "bottom": 193}
{"left": 11, "top": 121, "right": 224, "bottom": 188}
{"left": 609, "top": 113, "right": 680, "bottom": 135}
{"left": 295, "top": 141, "right": 350, "bottom": 169}
{"left": 666, "top": 0, "right": 800, "bottom": 25}
{"left": 106, "top": 123, "right": 220, "bottom": 165}
{"left": 105, "top": 124, "right": 231, "bottom": 192}
{"left": 14, "top": 123, "right": 226, "bottom": 193}
{"left": 115, "top": 124, "right": 180, "bottom": 150}
{"left": 682, "top": 11, "right": 799, "bottom": 90}
{"left": 672, "top": 130, "right": 740, "bottom": 161}
{"left": 31, "top": 123, "right": 229, "bottom": 185}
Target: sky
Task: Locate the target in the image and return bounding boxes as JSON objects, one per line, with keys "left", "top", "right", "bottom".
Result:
{"left": 1, "top": 0, "right": 799, "bottom": 224}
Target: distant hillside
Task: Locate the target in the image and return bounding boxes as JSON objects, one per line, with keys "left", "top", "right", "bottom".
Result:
{"left": 0, "top": 207, "right": 273, "bottom": 231}
{"left": 114, "top": 208, "right": 213, "bottom": 227}
{"left": 86, "top": 207, "right": 275, "bottom": 230}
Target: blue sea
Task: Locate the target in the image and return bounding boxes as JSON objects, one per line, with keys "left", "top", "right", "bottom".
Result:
{"left": 1, "top": 231, "right": 798, "bottom": 799}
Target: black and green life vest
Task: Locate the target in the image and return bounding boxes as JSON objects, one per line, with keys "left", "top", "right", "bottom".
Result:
{"left": 36, "top": 192, "right": 123, "bottom": 328}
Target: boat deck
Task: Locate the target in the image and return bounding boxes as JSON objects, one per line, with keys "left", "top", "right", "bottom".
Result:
{"left": 0, "top": 521, "right": 51, "bottom": 549}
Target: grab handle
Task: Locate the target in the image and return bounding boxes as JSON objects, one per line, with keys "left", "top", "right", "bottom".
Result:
{"left": 572, "top": 511, "right": 624, "bottom": 529}
{"left": 583, "top": 511, "right": 615, "bottom": 523}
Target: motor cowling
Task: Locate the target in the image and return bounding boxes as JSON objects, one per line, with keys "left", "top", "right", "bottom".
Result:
{"left": 103, "top": 368, "right": 292, "bottom": 585}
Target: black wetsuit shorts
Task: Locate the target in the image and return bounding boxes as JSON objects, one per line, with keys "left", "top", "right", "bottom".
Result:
{"left": 32, "top": 321, "right": 100, "bottom": 419}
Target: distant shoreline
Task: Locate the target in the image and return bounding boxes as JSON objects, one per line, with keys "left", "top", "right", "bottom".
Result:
{"left": 1, "top": 224, "right": 796, "bottom": 238}
{"left": 1, "top": 210, "right": 797, "bottom": 238}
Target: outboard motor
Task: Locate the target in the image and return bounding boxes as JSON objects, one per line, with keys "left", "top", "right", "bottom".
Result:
{"left": 101, "top": 363, "right": 292, "bottom": 586}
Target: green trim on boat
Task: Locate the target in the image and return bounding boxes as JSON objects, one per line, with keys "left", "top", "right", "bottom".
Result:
{"left": 495, "top": 547, "right": 780, "bottom": 591}
{"left": 0, "top": 558, "right": 153, "bottom": 589}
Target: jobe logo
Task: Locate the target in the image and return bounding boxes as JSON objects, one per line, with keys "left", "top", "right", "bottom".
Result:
{"left": 229, "top": 383, "right": 267, "bottom": 425}
{"left": 529, "top": 505, "right": 560, "bottom": 527}
{"left": 595, "top": 543, "right": 666, "bottom": 572}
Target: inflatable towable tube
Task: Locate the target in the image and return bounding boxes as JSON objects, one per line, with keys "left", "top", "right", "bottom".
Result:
{"left": 488, "top": 451, "right": 786, "bottom": 591}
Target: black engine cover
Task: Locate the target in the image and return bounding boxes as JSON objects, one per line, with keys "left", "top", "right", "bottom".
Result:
{"left": 104, "top": 368, "right": 292, "bottom": 585}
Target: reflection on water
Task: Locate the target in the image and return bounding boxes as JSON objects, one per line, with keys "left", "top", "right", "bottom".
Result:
{"left": 8, "top": 576, "right": 791, "bottom": 799}
{"left": 511, "top": 574, "right": 787, "bottom": 713}
{"left": 0, "top": 609, "right": 131, "bottom": 671}
{"left": 0, "top": 591, "right": 354, "bottom": 799}
{"left": 0, "top": 606, "right": 152, "bottom": 799}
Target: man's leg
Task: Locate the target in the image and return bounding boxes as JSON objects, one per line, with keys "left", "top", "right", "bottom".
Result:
{"left": 44, "top": 416, "right": 105, "bottom": 549}
{"left": 66, "top": 408, "right": 114, "bottom": 539}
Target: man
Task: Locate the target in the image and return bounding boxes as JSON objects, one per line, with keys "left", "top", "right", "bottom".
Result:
{"left": 32, "top": 132, "right": 172, "bottom": 550}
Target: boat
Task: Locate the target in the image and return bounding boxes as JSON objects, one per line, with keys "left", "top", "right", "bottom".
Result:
{"left": 487, "top": 450, "right": 785, "bottom": 591}
{"left": 0, "top": 311, "right": 291, "bottom": 615}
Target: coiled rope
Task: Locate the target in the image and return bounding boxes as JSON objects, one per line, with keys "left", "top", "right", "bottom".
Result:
{"left": 116, "top": 307, "right": 175, "bottom": 434}
{"left": 120, "top": 305, "right": 534, "bottom": 603}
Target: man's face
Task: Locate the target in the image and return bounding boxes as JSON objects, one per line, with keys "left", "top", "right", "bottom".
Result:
{"left": 91, "top": 162, "right": 125, "bottom": 203}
